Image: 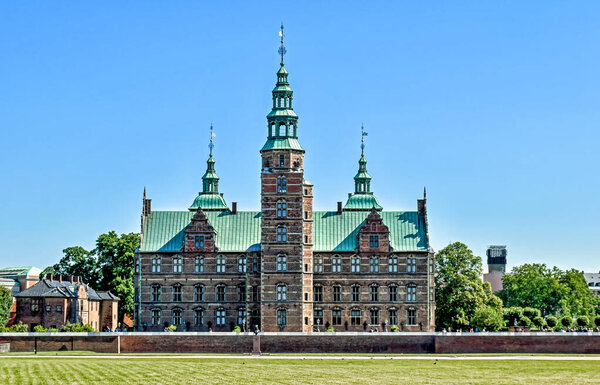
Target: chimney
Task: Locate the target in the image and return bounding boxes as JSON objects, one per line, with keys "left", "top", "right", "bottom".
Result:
{"left": 69, "top": 276, "right": 74, "bottom": 283}
{"left": 337, "top": 202, "right": 342, "bottom": 214}
{"left": 58, "top": 275, "right": 62, "bottom": 283}
{"left": 232, "top": 202, "right": 237, "bottom": 214}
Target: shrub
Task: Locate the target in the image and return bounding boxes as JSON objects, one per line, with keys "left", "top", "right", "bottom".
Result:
{"left": 523, "top": 307, "right": 541, "bottom": 320}
{"left": 519, "top": 316, "right": 532, "bottom": 327}
{"left": 560, "top": 316, "right": 573, "bottom": 328}
{"left": 166, "top": 325, "right": 177, "bottom": 332}
{"left": 595, "top": 317, "right": 600, "bottom": 328}
{"left": 576, "top": 316, "right": 589, "bottom": 328}
{"left": 33, "top": 325, "right": 47, "bottom": 333}
{"left": 60, "top": 322, "right": 95, "bottom": 332}
{"left": 9, "top": 322, "right": 28, "bottom": 333}
{"left": 233, "top": 326, "right": 241, "bottom": 333}
{"left": 47, "top": 328, "right": 59, "bottom": 333}
{"left": 503, "top": 307, "right": 523, "bottom": 327}
{"left": 327, "top": 326, "right": 335, "bottom": 332}
{"left": 546, "top": 316, "right": 558, "bottom": 328}
{"left": 532, "top": 316, "right": 546, "bottom": 328}
{"left": 390, "top": 325, "right": 399, "bottom": 332}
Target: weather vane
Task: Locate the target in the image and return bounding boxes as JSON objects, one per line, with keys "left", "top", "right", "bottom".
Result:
{"left": 278, "top": 23, "right": 286, "bottom": 65}
{"left": 361, "top": 124, "right": 368, "bottom": 155}
{"left": 209, "top": 123, "right": 215, "bottom": 155}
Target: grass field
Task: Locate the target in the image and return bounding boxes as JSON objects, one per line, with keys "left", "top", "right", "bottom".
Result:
{"left": 1, "top": 357, "right": 600, "bottom": 385}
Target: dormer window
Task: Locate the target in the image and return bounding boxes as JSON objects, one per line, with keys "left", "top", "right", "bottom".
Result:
{"left": 369, "top": 236, "right": 379, "bottom": 248}
{"left": 195, "top": 236, "right": 204, "bottom": 248}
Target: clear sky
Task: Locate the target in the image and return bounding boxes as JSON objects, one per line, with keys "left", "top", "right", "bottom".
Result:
{"left": 1, "top": 1, "right": 599, "bottom": 273}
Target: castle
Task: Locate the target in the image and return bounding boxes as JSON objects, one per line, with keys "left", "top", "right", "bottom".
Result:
{"left": 134, "top": 27, "right": 435, "bottom": 332}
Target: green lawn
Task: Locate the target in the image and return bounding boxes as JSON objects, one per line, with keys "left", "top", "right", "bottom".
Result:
{"left": 1, "top": 358, "right": 600, "bottom": 385}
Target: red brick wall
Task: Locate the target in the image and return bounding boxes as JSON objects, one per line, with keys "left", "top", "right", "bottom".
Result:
{"left": 435, "top": 334, "right": 600, "bottom": 354}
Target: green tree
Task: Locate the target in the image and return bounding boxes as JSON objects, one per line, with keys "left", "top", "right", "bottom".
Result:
{"left": 96, "top": 231, "right": 140, "bottom": 323}
{"left": 435, "top": 242, "right": 504, "bottom": 331}
{"left": 0, "top": 287, "right": 13, "bottom": 326}
{"left": 558, "top": 269, "right": 598, "bottom": 317}
{"left": 471, "top": 303, "right": 504, "bottom": 331}
{"left": 43, "top": 246, "right": 102, "bottom": 287}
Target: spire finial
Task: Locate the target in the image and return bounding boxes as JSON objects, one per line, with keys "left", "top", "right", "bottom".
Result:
{"left": 209, "top": 123, "right": 215, "bottom": 156}
{"left": 278, "top": 23, "right": 286, "bottom": 66}
{"left": 361, "top": 124, "right": 368, "bottom": 156}
{"left": 143, "top": 186, "right": 146, "bottom": 200}
{"left": 424, "top": 186, "right": 427, "bottom": 199}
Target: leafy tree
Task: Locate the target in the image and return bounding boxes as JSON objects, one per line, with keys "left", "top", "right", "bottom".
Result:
{"left": 546, "top": 316, "right": 558, "bottom": 328}
{"left": 560, "top": 316, "right": 573, "bottom": 328}
{"left": 503, "top": 307, "right": 524, "bottom": 327}
{"left": 96, "top": 231, "right": 140, "bottom": 323}
{"left": 519, "top": 316, "right": 532, "bottom": 327}
{"left": 594, "top": 317, "right": 600, "bottom": 328}
{"left": 435, "top": 242, "right": 504, "bottom": 331}
{"left": 523, "top": 307, "right": 541, "bottom": 320}
{"left": 533, "top": 316, "right": 546, "bottom": 328}
{"left": 0, "top": 287, "right": 13, "bottom": 326}
{"left": 44, "top": 246, "right": 102, "bottom": 287}
{"left": 559, "top": 269, "right": 598, "bottom": 317}
{"left": 471, "top": 304, "right": 504, "bottom": 331}
{"left": 39, "top": 266, "right": 55, "bottom": 280}
{"left": 576, "top": 316, "right": 589, "bottom": 328}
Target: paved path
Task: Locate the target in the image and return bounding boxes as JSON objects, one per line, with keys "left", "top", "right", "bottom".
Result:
{"left": 4, "top": 355, "right": 600, "bottom": 360}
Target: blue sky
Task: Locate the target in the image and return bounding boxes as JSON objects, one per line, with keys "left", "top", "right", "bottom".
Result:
{"left": 1, "top": 1, "right": 599, "bottom": 273}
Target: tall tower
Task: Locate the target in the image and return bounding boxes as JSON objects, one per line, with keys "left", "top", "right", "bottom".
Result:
{"left": 260, "top": 24, "right": 313, "bottom": 332}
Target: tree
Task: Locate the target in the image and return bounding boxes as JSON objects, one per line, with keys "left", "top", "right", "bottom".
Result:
{"left": 0, "top": 287, "right": 13, "bottom": 326}
{"left": 96, "top": 231, "right": 140, "bottom": 323}
{"left": 42, "top": 246, "right": 102, "bottom": 287}
{"left": 559, "top": 269, "right": 598, "bottom": 317}
{"left": 435, "top": 242, "right": 504, "bottom": 331}
{"left": 471, "top": 304, "right": 504, "bottom": 331}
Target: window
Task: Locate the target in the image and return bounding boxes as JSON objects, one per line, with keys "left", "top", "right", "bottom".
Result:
{"left": 194, "top": 285, "right": 204, "bottom": 301}
{"left": 173, "top": 255, "right": 182, "bottom": 273}
{"left": 277, "top": 226, "right": 287, "bottom": 242}
{"left": 388, "top": 285, "right": 398, "bottom": 302}
{"left": 252, "top": 257, "right": 259, "bottom": 272}
{"left": 237, "top": 308, "right": 246, "bottom": 327}
{"left": 151, "top": 309, "right": 161, "bottom": 325}
{"left": 388, "top": 256, "right": 398, "bottom": 273}
{"left": 194, "top": 236, "right": 204, "bottom": 248}
{"left": 277, "top": 308, "right": 287, "bottom": 327}
{"left": 407, "top": 309, "right": 417, "bottom": 325}
{"left": 238, "top": 285, "right": 246, "bottom": 302}
{"left": 56, "top": 305, "right": 63, "bottom": 312}
{"left": 369, "top": 236, "right": 379, "bottom": 248}
{"left": 331, "top": 256, "right": 341, "bottom": 273}
{"left": 369, "top": 257, "right": 379, "bottom": 273}
{"left": 332, "top": 309, "right": 342, "bottom": 325}
{"left": 194, "top": 309, "right": 204, "bottom": 325}
{"left": 313, "top": 309, "right": 323, "bottom": 326}
{"left": 351, "top": 309, "right": 361, "bottom": 326}
{"left": 252, "top": 285, "right": 259, "bottom": 302}
{"left": 277, "top": 284, "right": 287, "bottom": 301}
{"left": 172, "top": 309, "right": 182, "bottom": 326}
{"left": 135, "top": 258, "right": 140, "bottom": 273}
{"left": 332, "top": 286, "right": 341, "bottom": 302}
{"left": 172, "top": 284, "right": 182, "bottom": 302}
{"left": 370, "top": 308, "right": 379, "bottom": 325}
{"left": 195, "top": 256, "right": 204, "bottom": 273}
{"left": 369, "top": 285, "right": 379, "bottom": 301}
{"left": 314, "top": 256, "right": 323, "bottom": 273}
{"left": 277, "top": 177, "right": 287, "bottom": 193}
{"left": 238, "top": 256, "right": 247, "bottom": 273}
{"left": 277, "top": 254, "right": 287, "bottom": 271}
{"left": 277, "top": 200, "right": 287, "bottom": 218}
{"left": 304, "top": 211, "right": 308, "bottom": 219}
{"left": 388, "top": 309, "right": 398, "bottom": 325}
{"left": 313, "top": 285, "right": 323, "bottom": 302}
{"left": 407, "top": 285, "right": 416, "bottom": 302}
{"left": 279, "top": 154, "right": 285, "bottom": 167}
{"left": 216, "top": 255, "right": 226, "bottom": 273}
{"left": 216, "top": 308, "right": 226, "bottom": 325}
{"left": 351, "top": 255, "right": 360, "bottom": 273}
{"left": 351, "top": 285, "right": 361, "bottom": 302}
{"left": 152, "top": 285, "right": 161, "bottom": 302}
{"left": 216, "top": 285, "right": 226, "bottom": 302}
{"left": 45, "top": 305, "right": 51, "bottom": 312}
{"left": 407, "top": 257, "right": 417, "bottom": 273}
{"left": 152, "top": 256, "right": 161, "bottom": 273}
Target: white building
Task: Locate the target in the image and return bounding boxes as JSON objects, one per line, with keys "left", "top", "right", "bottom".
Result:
{"left": 583, "top": 272, "right": 600, "bottom": 297}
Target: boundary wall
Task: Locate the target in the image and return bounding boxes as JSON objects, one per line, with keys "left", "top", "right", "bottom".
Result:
{"left": 1, "top": 332, "right": 599, "bottom": 354}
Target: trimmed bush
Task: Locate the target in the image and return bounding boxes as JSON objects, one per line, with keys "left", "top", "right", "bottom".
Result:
{"left": 327, "top": 326, "right": 335, "bottom": 332}
{"left": 0, "top": 322, "right": 28, "bottom": 333}
{"left": 532, "top": 316, "right": 546, "bottom": 328}
{"left": 233, "top": 326, "right": 241, "bottom": 333}
{"left": 560, "top": 316, "right": 573, "bottom": 328}
{"left": 33, "top": 325, "right": 47, "bottom": 333}
{"left": 166, "top": 325, "right": 177, "bottom": 332}
{"left": 576, "top": 316, "right": 589, "bottom": 328}
{"left": 519, "top": 316, "right": 532, "bottom": 327}
{"left": 48, "top": 328, "right": 59, "bottom": 333}
{"left": 60, "top": 322, "right": 95, "bottom": 332}
{"left": 390, "top": 325, "right": 399, "bottom": 332}
{"left": 503, "top": 307, "right": 523, "bottom": 327}
{"left": 546, "top": 316, "right": 558, "bottom": 328}
{"left": 523, "top": 307, "right": 541, "bottom": 320}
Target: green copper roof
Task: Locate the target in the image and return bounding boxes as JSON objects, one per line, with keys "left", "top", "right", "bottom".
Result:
{"left": 343, "top": 193, "right": 383, "bottom": 211}
{"left": 261, "top": 138, "right": 304, "bottom": 152}
{"left": 189, "top": 193, "right": 229, "bottom": 211}
{"left": 266, "top": 109, "right": 298, "bottom": 118}
{"left": 0, "top": 266, "right": 43, "bottom": 277}
{"left": 273, "top": 85, "right": 293, "bottom": 92}
{"left": 140, "top": 211, "right": 262, "bottom": 253}
{"left": 313, "top": 211, "right": 427, "bottom": 252}
{"left": 140, "top": 209, "right": 427, "bottom": 253}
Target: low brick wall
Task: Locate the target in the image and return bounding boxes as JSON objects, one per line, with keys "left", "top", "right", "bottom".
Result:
{"left": 1, "top": 332, "right": 599, "bottom": 354}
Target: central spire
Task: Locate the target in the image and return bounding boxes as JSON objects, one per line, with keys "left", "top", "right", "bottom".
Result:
{"left": 261, "top": 24, "right": 304, "bottom": 152}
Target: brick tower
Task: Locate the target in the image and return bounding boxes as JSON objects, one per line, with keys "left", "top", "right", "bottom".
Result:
{"left": 260, "top": 25, "right": 313, "bottom": 332}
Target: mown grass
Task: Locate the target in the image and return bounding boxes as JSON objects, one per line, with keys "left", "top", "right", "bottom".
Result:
{"left": 1, "top": 358, "right": 600, "bottom": 385}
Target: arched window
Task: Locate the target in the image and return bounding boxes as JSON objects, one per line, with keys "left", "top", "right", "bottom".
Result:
{"left": 172, "top": 284, "right": 182, "bottom": 302}
{"left": 369, "top": 284, "right": 379, "bottom": 302}
{"left": 276, "top": 284, "right": 287, "bottom": 301}
{"left": 388, "top": 308, "right": 398, "bottom": 325}
{"left": 351, "top": 284, "right": 360, "bottom": 302}
{"left": 194, "top": 308, "right": 204, "bottom": 326}
{"left": 151, "top": 308, "right": 161, "bottom": 325}
{"left": 194, "top": 284, "right": 204, "bottom": 301}
{"left": 332, "top": 308, "right": 342, "bottom": 325}
{"left": 388, "top": 285, "right": 398, "bottom": 301}
{"left": 277, "top": 226, "right": 287, "bottom": 242}
{"left": 271, "top": 123, "right": 276, "bottom": 137}
{"left": 173, "top": 255, "right": 182, "bottom": 273}
{"left": 277, "top": 254, "right": 287, "bottom": 271}
{"left": 351, "top": 255, "right": 360, "bottom": 273}
{"left": 152, "top": 256, "right": 161, "bottom": 273}
{"left": 195, "top": 256, "right": 204, "bottom": 273}
{"left": 172, "top": 308, "right": 183, "bottom": 326}
{"left": 216, "top": 255, "right": 226, "bottom": 273}
{"left": 216, "top": 284, "right": 226, "bottom": 302}
{"left": 407, "top": 284, "right": 417, "bottom": 302}
{"left": 369, "top": 308, "right": 380, "bottom": 325}
{"left": 277, "top": 308, "right": 287, "bottom": 327}
{"left": 238, "top": 255, "right": 247, "bottom": 273}
{"left": 332, "top": 285, "right": 341, "bottom": 302}
{"left": 277, "top": 176, "right": 287, "bottom": 193}
{"left": 350, "top": 308, "right": 361, "bottom": 326}
{"left": 369, "top": 256, "right": 379, "bottom": 273}
{"left": 277, "top": 200, "right": 287, "bottom": 218}
{"left": 216, "top": 308, "right": 226, "bottom": 325}
{"left": 407, "top": 308, "right": 417, "bottom": 325}
{"left": 151, "top": 284, "right": 161, "bottom": 302}
{"left": 278, "top": 123, "right": 286, "bottom": 136}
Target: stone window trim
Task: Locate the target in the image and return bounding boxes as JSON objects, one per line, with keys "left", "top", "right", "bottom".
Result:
{"left": 407, "top": 283, "right": 417, "bottom": 302}
{"left": 331, "top": 255, "right": 342, "bottom": 273}
{"left": 216, "top": 255, "right": 227, "bottom": 273}
{"left": 351, "top": 255, "right": 360, "bottom": 273}
{"left": 172, "top": 283, "right": 183, "bottom": 302}
{"left": 369, "top": 256, "right": 380, "bottom": 273}
{"left": 369, "top": 284, "right": 379, "bottom": 302}
{"left": 407, "top": 255, "right": 417, "bottom": 273}
{"left": 238, "top": 255, "right": 247, "bottom": 273}
{"left": 407, "top": 307, "right": 417, "bottom": 326}
{"left": 216, "top": 307, "right": 226, "bottom": 326}
{"left": 388, "top": 255, "right": 399, "bottom": 273}
{"left": 314, "top": 255, "right": 323, "bottom": 273}
{"left": 171, "top": 307, "right": 183, "bottom": 326}
{"left": 388, "top": 284, "right": 398, "bottom": 302}
{"left": 277, "top": 254, "right": 287, "bottom": 271}
{"left": 351, "top": 284, "right": 361, "bottom": 302}
{"left": 195, "top": 256, "right": 205, "bottom": 273}
{"left": 151, "top": 284, "right": 161, "bottom": 302}
{"left": 277, "top": 307, "right": 287, "bottom": 327}
{"left": 332, "top": 307, "right": 342, "bottom": 326}
{"left": 194, "top": 284, "right": 205, "bottom": 302}
{"left": 216, "top": 284, "right": 227, "bottom": 302}
{"left": 151, "top": 256, "right": 162, "bottom": 273}
{"left": 276, "top": 199, "right": 287, "bottom": 218}
{"left": 350, "top": 308, "right": 361, "bottom": 326}
{"left": 277, "top": 225, "right": 287, "bottom": 243}
{"left": 369, "top": 307, "right": 380, "bottom": 326}
{"left": 193, "top": 307, "right": 204, "bottom": 326}
{"left": 277, "top": 176, "right": 287, "bottom": 193}
{"left": 173, "top": 255, "right": 183, "bottom": 273}
{"left": 151, "top": 308, "right": 161, "bottom": 325}
{"left": 332, "top": 285, "right": 342, "bottom": 302}
{"left": 276, "top": 283, "right": 288, "bottom": 301}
